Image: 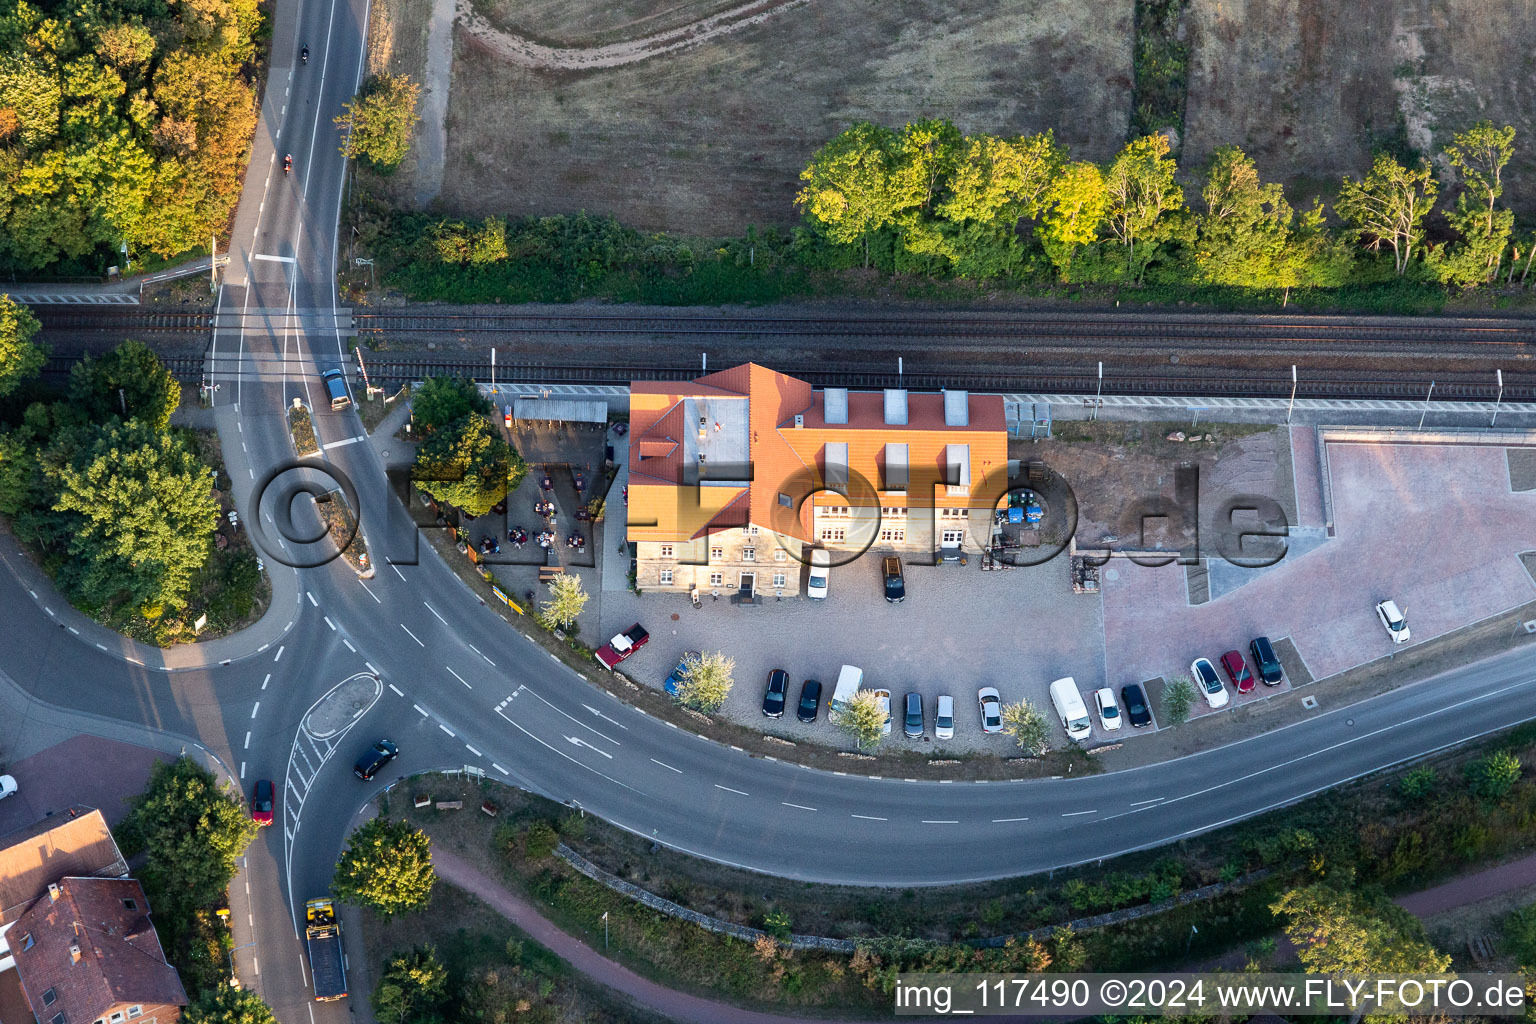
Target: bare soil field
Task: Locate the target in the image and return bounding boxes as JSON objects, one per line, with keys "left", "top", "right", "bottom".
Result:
{"left": 1182, "top": 0, "right": 1536, "bottom": 214}
{"left": 409, "top": 0, "right": 1132, "bottom": 232}
{"left": 476, "top": 0, "right": 757, "bottom": 49}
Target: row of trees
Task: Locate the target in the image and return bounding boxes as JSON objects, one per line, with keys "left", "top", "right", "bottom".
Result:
{"left": 0, "top": 0, "right": 262, "bottom": 271}
{"left": 796, "top": 119, "right": 1535, "bottom": 290}
{"left": 0, "top": 318, "right": 222, "bottom": 622}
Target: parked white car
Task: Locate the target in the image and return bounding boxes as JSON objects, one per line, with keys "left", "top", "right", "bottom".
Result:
{"left": 1094, "top": 688, "right": 1122, "bottom": 731}
{"left": 806, "top": 549, "right": 830, "bottom": 600}
{"left": 977, "top": 687, "right": 1003, "bottom": 734}
{"left": 1191, "top": 658, "right": 1228, "bottom": 708}
{"left": 934, "top": 695, "right": 954, "bottom": 739}
{"left": 872, "top": 689, "right": 892, "bottom": 736}
{"left": 0, "top": 775, "right": 16, "bottom": 801}
{"left": 1375, "top": 600, "right": 1410, "bottom": 644}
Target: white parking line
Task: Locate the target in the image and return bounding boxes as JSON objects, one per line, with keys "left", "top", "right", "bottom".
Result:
{"left": 650, "top": 758, "right": 683, "bottom": 774}
{"left": 782, "top": 802, "right": 816, "bottom": 812}
{"left": 851, "top": 814, "right": 887, "bottom": 821}
{"left": 446, "top": 666, "right": 472, "bottom": 689}
{"left": 424, "top": 601, "right": 448, "bottom": 625}
{"left": 714, "top": 784, "right": 748, "bottom": 796}
{"left": 401, "top": 624, "right": 425, "bottom": 647}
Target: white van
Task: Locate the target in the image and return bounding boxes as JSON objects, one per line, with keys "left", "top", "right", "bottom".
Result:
{"left": 1049, "top": 677, "right": 1092, "bottom": 742}
{"left": 829, "top": 665, "right": 863, "bottom": 719}
{"left": 806, "top": 549, "right": 830, "bottom": 600}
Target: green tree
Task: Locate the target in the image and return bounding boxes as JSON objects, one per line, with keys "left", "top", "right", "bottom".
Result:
{"left": 1037, "top": 161, "right": 1108, "bottom": 280}
{"left": 411, "top": 415, "right": 526, "bottom": 517}
{"left": 1102, "top": 134, "right": 1185, "bottom": 282}
{"left": 796, "top": 121, "right": 900, "bottom": 267}
{"left": 1432, "top": 122, "right": 1516, "bottom": 287}
{"left": 0, "top": 295, "right": 45, "bottom": 398}
{"left": 1000, "top": 699, "right": 1050, "bottom": 755}
{"left": 182, "top": 988, "right": 280, "bottom": 1024}
{"left": 836, "top": 689, "right": 888, "bottom": 750}
{"left": 68, "top": 339, "right": 182, "bottom": 432}
{"left": 1466, "top": 750, "right": 1522, "bottom": 799}
{"left": 1192, "top": 146, "right": 1299, "bottom": 288}
{"left": 1399, "top": 765, "right": 1437, "bottom": 800}
{"left": 126, "top": 757, "right": 260, "bottom": 918}
{"left": 1162, "top": 676, "right": 1195, "bottom": 725}
{"left": 52, "top": 419, "right": 219, "bottom": 611}
{"left": 333, "top": 817, "right": 436, "bottom": 917}
{"left": 889, "top": 119, "right": 963, "bottom": 218}
{"left": 537, "top": 572, "right": 588, "bottom": 631}
{"left": 671, "top": 650, "right": 735, "bottom": 712}
{"left": 410, "top": 375, "right": 489, "bottom": 434}
{"left": 372, "top": 945, "right": 449, "bottom": 1024}
{"left": 336, "top": 74, "right": 421, "bottom": 171}
{"left": 1272, "top": 884, "right": 1450, "bottom": 975}
{"left": 938, "top": 132, "right": 1061, "bottom": 227}
{"left": 1336, "top": 154, "right": 1438, "bottom": 276}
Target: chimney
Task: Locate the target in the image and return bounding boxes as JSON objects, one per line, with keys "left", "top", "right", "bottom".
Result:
{"left": 794, "top": 414, "right": 804, "bottom": 428}
{"left": 47, "top": 883, "right": 61, "bottom": 903}
{"left": 69, "top": 944, "right": 82, "bottom": 963}
{"left": 698, "top": 415, "right": 707, "bottom": 441}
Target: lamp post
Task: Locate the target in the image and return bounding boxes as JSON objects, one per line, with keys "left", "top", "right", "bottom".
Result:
{"left": 1418, "top": 380, "right": 1436, "bottom": 430}
{"left": 1491, "top": 369, "right": 1504, "bottom": 429}
{"left": 1286, "top": 365, "right": 1298, "bottom": 424}
{"left": 1091, "top": 361, "right": 1104, "bottom": 421}
{"left": 227, "top": 941, "right": 256, "bottom": 988}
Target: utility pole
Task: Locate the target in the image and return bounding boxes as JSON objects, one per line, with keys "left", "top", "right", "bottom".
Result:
{"left": 491, "top": 348, "right": 496, "bottom": 389}
{"left": 1286, "top": 365, "right": 1298, "bottom": 424}
{"left": 210, "top": 234, "right": 217, "bottom": 293}
{"left": 1091, "top": 361, "right": 1103, "bottom": 421}
{"left": 1418, "top": 381, "right": 1435, "bottom": 430}
{"left": 1491, "top": 369, "right": 1504, "bottom": 428}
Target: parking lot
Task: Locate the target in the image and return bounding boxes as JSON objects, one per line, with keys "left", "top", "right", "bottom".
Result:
{"left": 597, "top": 552, "right": 1109, "bottom": 754}
{"left": 1103, "top": 442, "right": 1536, "bottom": 711}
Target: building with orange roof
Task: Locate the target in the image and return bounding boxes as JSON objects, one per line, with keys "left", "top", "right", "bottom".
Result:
{"left": 627, "top": 364, "right": 1009, "bottom": 596}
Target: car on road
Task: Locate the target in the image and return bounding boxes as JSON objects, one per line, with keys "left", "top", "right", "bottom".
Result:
{"left": 1094, "top": 687, "right": 1121, "bottom": 731}
{"left": 1120, "top": 684, "right": 1152, "bottom": 728}
{"left": 353, "top": 740, "right": 397, "bottom": 781}
{"left": 596, "top": 623, "right": 650, "bottom": 668}
{"left": 807, "top": 549, "right": 830, "bottom": 600}
{"left": 1376, "top": 600, "right": 1411, "bottom": 644}
{"left": 882, "top": 557, "right": 905, "bottom": 603}
{"left": 977, "top": 687, "right": 1003, "bottom": 734}
{"left": 762, "top": 669, "right": 789, "bottom": 718}
{"left": 796, "top": 679, "right": 822, "bottom": 723}
{"left": 1219, "top": 650, "right": 1255, "bottom": 694}
{"left": 322, "top": 368, "right": 351, "bottom": 410}
{"left": 934, "top": 695, "right": 955, "bottom": 740}
{"left": 663, "top": 651, "right": 700, "bottom": 697}
{"left": 1250, "top": 636, "right": 1284, "bottom": 685}
{"left": 872, "top": 689, "right": 892, "bottom": 735}
{"left": 0, "top": 775, "right": 16, "bottom": 801}
{"left": 903, "top": 692, "right": 924, "bottom": 738}
{"left": 250, "top": 779, "right": 275, "bottom": 825}
{"left": 1191, "top": 658, "right": 1228, "bottom": 709}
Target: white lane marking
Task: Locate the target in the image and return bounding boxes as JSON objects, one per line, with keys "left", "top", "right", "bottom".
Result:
{"left": 468, "top": 643, "right": 494, "bottom": 666}
{"left": 851, "top": 814, "right": 887, "bottom": 821}
{"left": 273, "top": 645, "right": 285, "bottom": 662}
{"left": 992, "top": 816, "right": 1030, "bottom": 823}
{"left": 343, "top": 638, "right": 355, "bottom": 652}
{"left": 1062, "top": 810, "right": 1098, "bottom": 817}
{"left": 366, "top": 662, "right": 381, "bottom": 676}
{"left": 650, "top": 758, "right": 683, "bottom": 774}
{"left": 253, "top": 957, "right": 259, "bottom": 976}
{"left": 96, "top": 643, "right": 107, "bottom": 651}
{"left": 389, "top": 683, "right": 404, "bottom": 696}
{"left": 68, "top": 626, "right": 79, "bottom": 635}
{"left": 253, "top": 253, "right": 297, "bottom": 263}
{"left": 250, "top": 703, "right": 261, "bottom": 719}
{"left": 261, "top": 673, "right": 271, "bottom": 690}
{"left": 306, "top": 591, "right": 318, "bottom": 606}
{"left": 359, "top": 580, "right": 381, "bottom": 603}
{"left": 239, "top": 762, "right": 245, "bottom": 778}
{"left": 424, "top": 601, "right": 448, "bottom": 625}
{"left": 29, "top": 590, "right": 36, "bottom": 599}
{"left": 401, "top": 624, "right": 425, "bottom": 647}
{"left": 782, "top": 802, "right": 817, "bottom": 812}
{"left": 922, "top": 819, "right": 959, "bottom": 824}
{"left": 391, "top": 564, "right": 406, "bottom": 581}
{"left": 413, "top": 704, "right": 428, "bottom": 716}
{"left": 714, "top": 784, "right": 748, "bottom": 796}
{"left": 321, "top": 434, "right": 367, "bottom": 450}
{"left": 465, "top": 744, "right": 482, "bottom": 756}
{"left": 583, "top": 704, "right": 630, "bottom": 730}
{"left": 324, "top": 616, "right": 336, "bottom": 631}
{"left": 439, "top": 724, "right": 455, "bottom": 737}
{"left": 492, "top": 763, "right": 508, "bottom": 775}
{"left": 244, "top": 732, "right": 251, "bottom": 749}
{"left": 566, "top": 735, "right": 612, "bottom": 758}
{"left": 1129, "top": 797, "right": 1165, "bottom": 807}
{"left": 446, "top": 666, "right": 472, "bottom": 689}
{"left": 525, "top": 689, "right": 620, "bottom": 745}
{"left": 495, "top": 706, "right": 641, "bottom": 793}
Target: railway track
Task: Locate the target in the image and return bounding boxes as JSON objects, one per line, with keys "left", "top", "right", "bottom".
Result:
{"left": 51, "top": 353, "right": 1531, "bottom": 403}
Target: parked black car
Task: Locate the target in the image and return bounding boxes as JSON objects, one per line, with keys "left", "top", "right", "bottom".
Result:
{"left": 1120, "top": 684, "right": 1152, "bottom": 728}
{"left": 903, "top": 692, "right": 924, "bottom": 738}
{"left": 762, "top": 669, "right": 789, "bottom": 718}
{"left": 1250, "top": 636, "right": 1284, "bottom": 685}
{"left": 882, "top": 557, "right": 906, "bottom": 603}
{"left": 796, "top": 679, "right": 822, "bottom": 723}
{"left": 353, "top": 740, "right": 398, "bottom": 780}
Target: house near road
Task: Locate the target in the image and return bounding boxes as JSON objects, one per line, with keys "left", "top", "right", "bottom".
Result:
{"left": 0, "top": 809, "right": 186, "bottom": 1024}
{"left": 627, "top": 363, "right": 1007, "bottom": 596}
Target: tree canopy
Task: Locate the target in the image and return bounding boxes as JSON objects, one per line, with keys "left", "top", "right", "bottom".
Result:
{"left": 0, "top": 296, "right": 45, "bottom": 398}
{"left": 836, "top": 689, "right": 888, "bottom": 750}
{"left": 182, "top": 989, "right": 280, "bottom": 1024}
{"left": 333, "top": 817, "right": 436, "bottom": 917}
{"left": 671, "top": 650, "right": 734, "bottom": 713}
{"left": 1272, "top": 884, "right": 1450, "bottom": 976}
{"left": 411, "top": 375, "right": 489, "bottom": 434}
{"left": 372, "top": 945, "right": 450, "bottom": 1024}
{"left": 411, "top": 413, "right": 526, "bottom": 517}
{"left": 69, "top": 338, "right": 182, "bottom": 432}
{"left": 337, "top": 73, "right": 421, "bottom": 172}
{"left": 1001, "top": 699, "right": 1050, "bottom": 755}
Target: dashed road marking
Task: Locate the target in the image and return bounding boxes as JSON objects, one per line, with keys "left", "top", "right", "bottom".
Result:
{"left": 261, "top": 673, "right": 271, "bottom": 690}
{"left": 413, "top": 704, "right": 428, "bottom": 717}
{"left": 1062, "top": 810, "right": 1098, "bottom": 817}
{"left": 714, "top": 784, "right": 748, "bottom": 796}
{"left": 244, "top": 732, "right": 251, "bottom": 749}
{"left": 447, "top": 666, "right": 472, "bottom": 689}
{"left": 273, "top": 645, "right": 285, "bottom": 662}
{"left": 250, "top": 702, "right": 261, "bottom": 719}
{"left": 650, "top": 758, "right": 682, "bottom": 774}
{"left": 401, "top": 624, "right": 425, "bottom": 647}
{"left": 492, "top": 763, "right": 508, "bottom": 775}
{"left": 439, "top": 724, "right": 456, "bottom": 737}
{"left": 306, "top": 592, "right": 318, "bottom": 607}
{"left": 392, "top": 564, "right": 407, "bottom": 582}
{"left": 468, "top": 643, "right": 495, "bottom": 666}
{"left": 851, "top": 814, "right": 886, "bottom": 821}
{"left": 782, "top": 802, "right": 816, "bottom": 812}
{"left": 922, "top": 819, "right": 959, "bottom": 825}
{"left": 1129, "top": 797, "right": 1165, "bottom": 806}
{"left": 465, "top": 744, "right": 482, "bottom": 756}
{"left": 359, "top": 581, "right": 381, "bottom": 604}
{"left": 992, "top": 816, "right": 1029, "bottom": 823}
{"left": 424, "top": 601, "right": 448, "bottom": 625}
{"left": 366, "top": 662, "right": 381, "bottom": 676}
{"left": 389, "top": 683, "right": 404, "bottom": 696}
{"left": 342, "top": 638, "right": 355, "bottom": 652}
{"left": 239, "top": 762, "right": 245, "bottom": 778}
{"left": 324, "top": 616, "right": 336, "bottom": 631}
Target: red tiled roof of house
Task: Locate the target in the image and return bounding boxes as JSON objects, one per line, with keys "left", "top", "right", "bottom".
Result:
{"left": 0, "top": 810, "right": 125, "bottom": 928}
{"left": 10, "top": 878, "right": 187, "bottom": 1024}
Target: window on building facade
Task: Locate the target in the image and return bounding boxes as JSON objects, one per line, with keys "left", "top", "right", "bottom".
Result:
{"left": 943, "top": 529, "right": 965, "bottom": 544}
{"left": 42, "top": 989, "right": 57, "bottom": 1007}
{"left": 778, "top": 492, "right": 793, "bottom": 508}
{"left": 111, "top": 1013, "right": 125, "bottom": 1023}
{"left": 659, "top": 544, "right": 673, "bottom": 557}
{"left": 772, "top": 573, "right": 787, "bottom": 588}
{"left": 880, "top": 529, "right": 905, "bottom": 542}
{"left": 659, "top": 569, "right": 673, "bottom": 585}
{"left": 773, "top": 549, "right": 787, "bottom": 561}
{"left": 742, "top": 548, "right": 755, "bottom": 561}
{"left": 747, "top": 525, "right": 759, "bottom": 535}
{"left": 710, "top": 572, "right": 723, "bottom": 586}
{"left": 882, "top": 506, "right": 907, "bottom": 518}
{"left": 711, "top": 546, "right": 723, "bottom": 560}
{"left": 820, "top": 528, "right": 845, "bottom": 542}
{"left": 127, "top": 1009, "right": 142, "bottom": 1019}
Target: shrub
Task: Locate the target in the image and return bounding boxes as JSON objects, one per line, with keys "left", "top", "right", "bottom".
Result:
{"left": 1467, "top": 751, "right": 1522, "bottom": 799}
{"left": 524, "top": 820, "right": 558, "bottom": 860}
{"left": 1162, "top": 676, "right": 1196, "bottom": 725}
{"left": 1400, "top": 766, "right": 1438, "bottom": 799}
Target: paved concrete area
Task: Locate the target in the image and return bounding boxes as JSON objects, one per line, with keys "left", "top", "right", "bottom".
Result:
{"left": 1104, "top": 443, "right": 1536, "bottom": 713}
{"left": 600, "top": 553, "right": 1109, "bottom": 754}
{"left": 0, "top": 735, "right": 171, "bottom": 834}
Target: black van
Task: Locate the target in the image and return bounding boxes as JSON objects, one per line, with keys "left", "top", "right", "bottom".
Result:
{"left": 323, "top": 368, "right": 351, "bottom": 409}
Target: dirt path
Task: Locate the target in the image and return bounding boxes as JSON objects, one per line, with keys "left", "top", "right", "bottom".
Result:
{"left": 414, "top": 0, "right": 455, "bottom": 205}
{"left": 455, "top": 0, "right": 812, "bottom": 71}
{"left": 1395, "top": 851, "right": 1536, "bottom": 918}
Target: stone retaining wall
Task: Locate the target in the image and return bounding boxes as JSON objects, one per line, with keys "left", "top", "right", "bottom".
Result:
{"left": 554, "top": 843, "right": 1271, "bottom": 954}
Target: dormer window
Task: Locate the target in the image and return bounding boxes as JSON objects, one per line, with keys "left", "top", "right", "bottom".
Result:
{"left": 42, "top": 988, "right": 58, "bottom": 1006}
{"left": 121, "top": 898, "right": 137, "bottom": 911}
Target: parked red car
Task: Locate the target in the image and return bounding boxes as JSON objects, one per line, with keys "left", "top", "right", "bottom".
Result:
{"left": 1220, "top": 650, "right": 1255, "bottom": 694}
{"left": 596, "top": 623, "right": 649, "bottom": 668}
{"left": 250, "top": 779, "right": 274, "bottom": 825}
